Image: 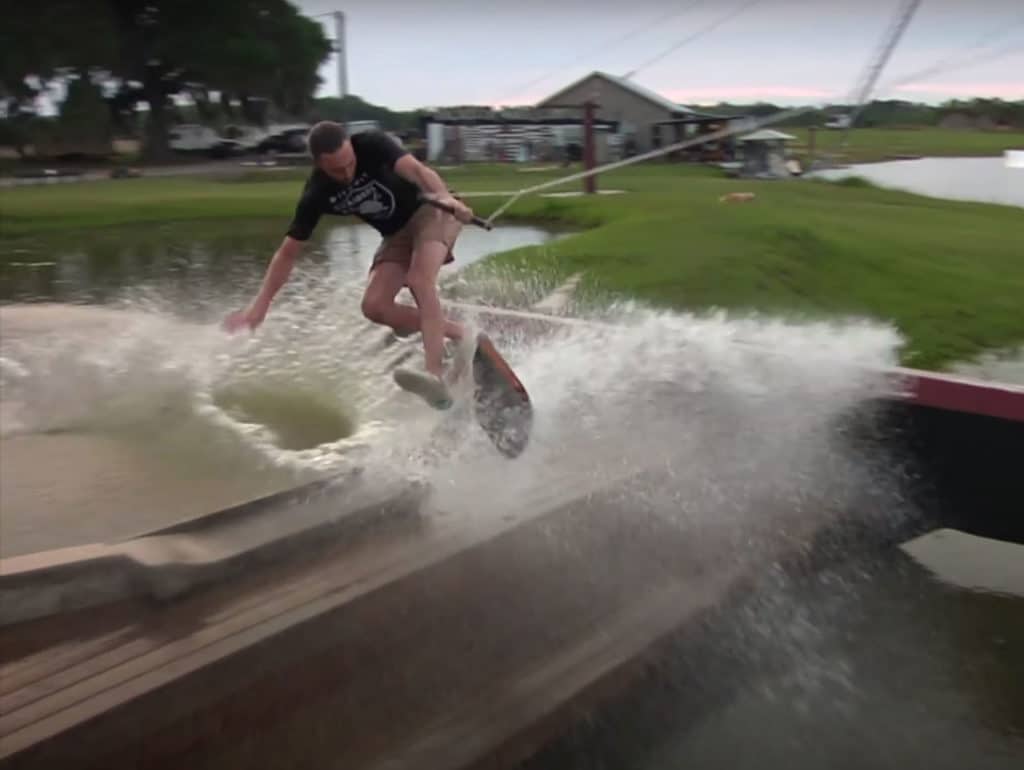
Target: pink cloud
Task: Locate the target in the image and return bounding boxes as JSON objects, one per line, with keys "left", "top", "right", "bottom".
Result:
{"left": 892, "top": 81, "right": 1024, "bottom": 99}
{"left": 661, "top": 85, "right": 838, "bottom": 103}
{"left": 493, "top": 95, "right": 546, "bottom": 107}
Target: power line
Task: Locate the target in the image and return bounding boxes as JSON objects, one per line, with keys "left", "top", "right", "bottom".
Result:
{"left": 956, "top": 13, "right": 1024, "bottom": 52}
{"left": 483, "top": 0, "right": 925, "bottom": 226}
{"left": 502, "top": 1, "right": 709, "bottom": 103}
{"left": 879, "top": 14, "right": 1024, "bottom": 92}
{"left": 622, "top": 0, "right": 765, "bottom": 80}
{"left": 842, "top": 0, "right": 924, "bottom": 144}
{"left": 884, "top": 40, "right": 1024, "bottom": 92}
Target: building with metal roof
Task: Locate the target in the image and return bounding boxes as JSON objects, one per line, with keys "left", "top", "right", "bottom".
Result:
{"left": 420, "top": 106, "right": 620, "bottom": 164}
{"left": 536, "top": 71, "right": 696, "bottom": 154}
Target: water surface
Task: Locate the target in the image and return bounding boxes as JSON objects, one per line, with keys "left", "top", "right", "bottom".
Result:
{"left": 813, "top": 155, "right": 1024, "bottom": 208}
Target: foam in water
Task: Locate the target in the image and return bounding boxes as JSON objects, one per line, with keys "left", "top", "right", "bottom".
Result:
{"left": 3, "top": 278, "right": 919, "bottom": 703}
{"left": 2, "top": 269, "right": 908, "bottom": 543}
{"left": 415, "top": 300, "right": 910, "bottom": 725}
{"left": 1, "top": 270, "right": 983, "bottom": 737}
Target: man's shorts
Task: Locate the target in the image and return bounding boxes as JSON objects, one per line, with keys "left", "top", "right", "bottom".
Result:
{"left": 370, "top": 203, "right": 462, "bottom": 273}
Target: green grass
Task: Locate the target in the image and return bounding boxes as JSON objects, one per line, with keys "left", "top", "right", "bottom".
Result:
{"left": 0, "top": 176, "right": 304, "bottom": 235}
{"left": 2, "top": 162, "right": 1023, "bottom": 371}
{"left": 0, "top": 164, "right": 588, "bottom": 236}
{"left": 462, "top": 165, "right": 1024, "bottom": 370}
{"left": 784, "top": 126, "right": 1024, "bottom": 164}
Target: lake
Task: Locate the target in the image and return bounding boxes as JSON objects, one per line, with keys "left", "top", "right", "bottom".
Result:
{"left": 812, "top": 154, "right": 1024, "bottom": 208}
{"left": 0, "top": 218, "right": 562, "bottom": 306}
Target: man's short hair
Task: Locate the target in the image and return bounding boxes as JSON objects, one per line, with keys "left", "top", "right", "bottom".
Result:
{"left": 307, "top": 121, "right": 347, "bottom": 160}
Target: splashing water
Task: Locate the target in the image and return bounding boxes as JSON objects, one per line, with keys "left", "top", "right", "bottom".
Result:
{"left": 10, "top": 260, "right": 1016, "bottom": 763}
{"left": 1, "top": 260, "right": 908, "bottom": 556}
{"left": 1, "top": 288, "right": 402, "bottom": 473}
{"left": 417, "top": 300, "right": 906, "bottom": 524}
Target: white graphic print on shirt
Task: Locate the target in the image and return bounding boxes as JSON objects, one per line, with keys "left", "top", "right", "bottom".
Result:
{"left": 328, "top": 174, "right": 396, "bottom": 220}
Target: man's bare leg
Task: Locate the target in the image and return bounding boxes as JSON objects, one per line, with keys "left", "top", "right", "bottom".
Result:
{"left": 364, "top": 254, "right": 454, "bottom": 409}
{"left": 405, "top": 240, "right": 453, "bottom": 379}
{"left": 362, "top": 261, "right": 465, "bottom": 342}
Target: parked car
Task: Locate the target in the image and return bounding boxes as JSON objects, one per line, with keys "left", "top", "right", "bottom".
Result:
{"left": 345, "top": 120, "right": 380, "bottom": 136}
{"left": 825, "top": 114, "right": 852, "bottom": 130}
{"left": 255, "top": 125, "right": 311, "bottom": 154}
{"left": 168, "top": 124, "right": 240, "bottom": 157}
{"left": 222, "top": 124, "right": 269, "bottom": 153}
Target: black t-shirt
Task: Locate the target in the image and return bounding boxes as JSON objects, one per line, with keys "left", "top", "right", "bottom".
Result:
{"left": 286, "top": 130, "right": 422, "bottom": 241}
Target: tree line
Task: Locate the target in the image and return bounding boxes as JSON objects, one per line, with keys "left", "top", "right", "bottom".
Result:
{"left": 0, "top": 1, "right": 333, "bottom": 159}
{"left": 703, "top": 98, "right": 1024, "bottom": 129}
{"left": 292, "top": 96, "right": 1024, "bottom": 135}
{"left": 2, "top": 2, "right": 1020, "bottom": 164}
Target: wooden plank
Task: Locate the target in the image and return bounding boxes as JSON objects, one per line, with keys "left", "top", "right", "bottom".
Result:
{"left": 63, "top": 487, "right": 701, "bottom": 770}
{"left": 1, "top": 493, "right": 415, "bottom": 718}
{"left": 0, "top": 628, "right": 135, "bottom": 700}
{"left": 0, "top": 464, "right": 648, "bottom": 762}
{"left": 360, "top": 575, "right": 735, "bottom": 770}
{"left": 416, "top": 546, "right": 765, "bottom": 768}
{"left": 895, "top": 368, "right": 1024, "bottom": 422}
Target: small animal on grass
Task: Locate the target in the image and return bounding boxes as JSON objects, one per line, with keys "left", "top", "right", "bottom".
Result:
{"left": 719, "top": 192, "right": 757, "bottom": 203}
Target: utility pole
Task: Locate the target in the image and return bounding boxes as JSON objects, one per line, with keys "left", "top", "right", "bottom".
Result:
{"left": 333, "top": 11, "right": 348, "bottom": 99}
{"left": 583, "top": 99, "right": 597, "bottom": 194}
{"left": 545, "top": 98, "right": 599, "bottom": 193}
{"left": 313, "top": 10, "right": 349, "bottom": 99}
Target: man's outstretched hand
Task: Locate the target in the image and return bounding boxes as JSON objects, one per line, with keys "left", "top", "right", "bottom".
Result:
{"left": 222, "top": 305, "right": 266, "bottom": 333}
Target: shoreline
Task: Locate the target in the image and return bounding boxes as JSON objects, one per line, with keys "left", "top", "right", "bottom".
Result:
{"left": 3, "top": 161, "right": 1023, "bottom": 372}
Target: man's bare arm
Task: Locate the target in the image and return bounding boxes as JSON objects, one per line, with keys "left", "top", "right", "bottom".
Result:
{"left": 394, "top": 154, "right": 474, "bottom": 223}
{"left": 223, "top": 236, "right": 304, "bottom": 331}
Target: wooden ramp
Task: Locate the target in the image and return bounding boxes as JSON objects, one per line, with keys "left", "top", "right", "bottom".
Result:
{"left": 5, "top": 303, "right": 1020, "bottom": 769}
{"left": 0, "top": 457, "right": 828, "bottom": 770}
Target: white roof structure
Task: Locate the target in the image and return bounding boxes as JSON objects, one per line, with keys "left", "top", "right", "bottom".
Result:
{"left": 738, "top": 129, "right": 797, "bottom": 142}
{"left": 538, "top": 71, "right": 695, "bottom": 116}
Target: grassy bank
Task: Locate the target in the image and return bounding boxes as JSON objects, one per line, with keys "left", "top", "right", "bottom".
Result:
{"left": 469, "top": 168, "right": 1023, "bottom": 370}
{"left": 0, "top": 164, "right": 587, "bottom": 237}
{"left": 785, "top": 126, "right": 1024, "bottom": 164}
{"left": 2, "top": 163, "right": 1023, "bottom": 371}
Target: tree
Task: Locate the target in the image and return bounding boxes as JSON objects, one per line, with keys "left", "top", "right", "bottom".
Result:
{"left": 175, "top": 0, "right": 331, "bottom": 125}
{"left": 0, "top": 1, "right": 116, "bottom": 157}
{"left": 0, "top": 1, "right": 332, "bottom": 160}
{"left": 272, "top": 14, "right": 335, "bottom": 117}
{"left": 56, "top": 72, "right": 114, "bottom": 156}
{"left": 313, "top": 95, "right": 426, "bottom": 132}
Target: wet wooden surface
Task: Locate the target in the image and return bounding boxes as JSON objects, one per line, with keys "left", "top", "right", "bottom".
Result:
{"left": 1, "top": 459, "right": 830, "bottom": 770}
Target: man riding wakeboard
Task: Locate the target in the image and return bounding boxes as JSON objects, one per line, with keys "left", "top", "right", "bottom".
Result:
{"left": 224, "top": 121, "right": 476, "bottom": 409}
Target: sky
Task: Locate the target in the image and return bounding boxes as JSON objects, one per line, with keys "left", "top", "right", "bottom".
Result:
{"left": 295, "top": 0, "right": 1024, "bottom": 110}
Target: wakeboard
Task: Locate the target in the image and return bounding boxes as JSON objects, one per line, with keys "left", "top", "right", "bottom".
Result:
{"left": 472, "top": 332, "right": 532, "bottom": 459}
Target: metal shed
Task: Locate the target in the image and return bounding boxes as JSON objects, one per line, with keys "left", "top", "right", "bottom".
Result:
{"left": 737, "top": 129, "right": 798, "bottom": 178}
